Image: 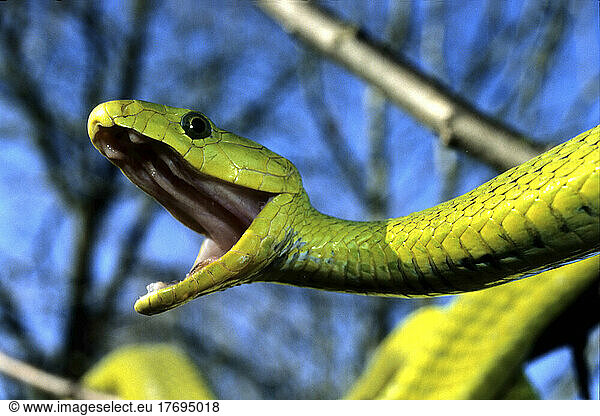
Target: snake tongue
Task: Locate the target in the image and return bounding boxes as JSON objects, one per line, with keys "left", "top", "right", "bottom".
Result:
{"left": 92, "top": 126, "right": 273, "bottom": 283}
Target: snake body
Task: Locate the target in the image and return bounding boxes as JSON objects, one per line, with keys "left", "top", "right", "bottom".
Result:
{"left": 83, "top": 344, "right": 214, "bottom": 400}
{"left": 82, "top": 257, "right": 597, "bottom": 400}
{"left": 345, "top": 255, "right": 598, "bottom": 399}
{"left": 88, "top": 100, "right": 599, "bottom": 315}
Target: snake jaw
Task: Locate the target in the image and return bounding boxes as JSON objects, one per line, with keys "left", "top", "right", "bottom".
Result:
{"left": 142, "top": 239, "right": 224, "bottom": 295}
{"left": 90, "top": 124, "right": 275, "bottom": 314}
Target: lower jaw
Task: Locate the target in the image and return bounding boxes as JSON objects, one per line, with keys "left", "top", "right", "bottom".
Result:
{"left": 143, "top": 238, "right": 223, "bottom": 296}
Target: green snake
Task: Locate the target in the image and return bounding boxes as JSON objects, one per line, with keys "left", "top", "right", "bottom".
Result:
{"left": 87, "top": 100, "right": 599, "bottom": 315}
{"left": 83, "top": 344, "right": 215, "bottom": 400}
{"left": 82, "top": 257, "right": 596, "bottom": 399}
{"left": 345, "top": 255, "right": 598, "bottom": 399}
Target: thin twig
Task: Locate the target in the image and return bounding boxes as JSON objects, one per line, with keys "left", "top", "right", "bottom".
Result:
{"left": 0, "top": 284, "right": 42, "bottom": 364}
{"left": 0, "top": 351, "right": 117, "bottom": 399}
{"left": 97, "top": 198, "right": 157, "bottom": 322}
{"left": 298, "top": 50, "right": 366, "bottom": 201}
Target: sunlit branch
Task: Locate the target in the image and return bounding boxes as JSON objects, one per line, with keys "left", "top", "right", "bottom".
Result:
{"left": 0, "top": 351, "right": 117, "bottom": 399}
{"left": 257, "top": 0, "right": 544, "bottom": 171}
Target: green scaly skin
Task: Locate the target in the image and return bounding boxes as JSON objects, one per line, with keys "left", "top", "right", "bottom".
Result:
{"left": 83, "top": 344, "right": 215, "bottom": 400}
{"left": 81, "top": 258, "right": 597, "bottom": 399}
{"left": 87, "top": 100, "right": 600, "bottom": 315}
{"left": 345, "top": 255, "right": 598, "bottom": 399}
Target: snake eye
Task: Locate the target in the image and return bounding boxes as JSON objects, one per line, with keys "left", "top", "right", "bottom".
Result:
{"left": 181, "top": 112, "right": 211, "bottom": 140}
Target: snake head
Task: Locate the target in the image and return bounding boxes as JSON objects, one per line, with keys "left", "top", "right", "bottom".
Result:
{"left": 88, "top": 100, "right": 303, "bottom": 315}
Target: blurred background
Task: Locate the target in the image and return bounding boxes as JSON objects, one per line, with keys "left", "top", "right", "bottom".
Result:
{"left": 0, "top": 0, "right": 598, "bottom": 399}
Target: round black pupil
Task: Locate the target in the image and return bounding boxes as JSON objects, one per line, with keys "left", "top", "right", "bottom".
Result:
{"left": 190, "top": 117, "right": 207, "bottom": 133}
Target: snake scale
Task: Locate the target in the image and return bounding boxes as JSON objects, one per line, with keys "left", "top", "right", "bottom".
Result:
{"left": 345, "top": 255, "right": 598, "bottom": 399}
{"left": 83, "top": 344, "right": 215, "bottom": 400}
{"left": 84, "top": 100, "right": 598, "bottom": 399}
{"left": 87, "top": 100, "right": 599, "bottom": 315}
{"left": 82, "top": 256, "right": 597, "bottom": 399}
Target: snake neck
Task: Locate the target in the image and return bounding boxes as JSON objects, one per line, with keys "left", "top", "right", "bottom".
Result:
{"left": 259, "top": 198, "right": 598, "bottom": 297}
{"left": 258, "top": 195, "right": 397, "bottom": 294}
{"left": 257, "top": 126, "right": 600, "bottom": 296}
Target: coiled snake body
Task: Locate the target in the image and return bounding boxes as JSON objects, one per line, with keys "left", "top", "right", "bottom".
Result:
{"left": 88, "top": 100, "right": 599, "bottom": 315}
{"left": 345, "top": 255, "right": 598, "bottom": 399}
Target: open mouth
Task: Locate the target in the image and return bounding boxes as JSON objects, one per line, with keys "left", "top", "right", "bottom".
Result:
{"left": 92, "top": 126, "right": 273, "bottom": 298}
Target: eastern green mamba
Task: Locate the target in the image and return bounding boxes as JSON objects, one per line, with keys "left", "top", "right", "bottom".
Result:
{"left": 87, "top": 100, "right": 599, "bottom": 315}
{"left": 344, "top": 255, "right": 598, "bottom": 399}
{"left": 83, "top": 344, "right": 215, "bottom": 400}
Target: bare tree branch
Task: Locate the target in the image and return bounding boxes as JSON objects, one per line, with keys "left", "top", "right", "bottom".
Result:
{"left": 257, "top": 0, "right": 545, "bottom": 171}
{"left": 0, "top": 284, "right": 42, "bottom": 364}
{"left": 97, "top": 198, "right": 158, "bottom": 322}
{"left": 0, "top": 350, "right": 117, "bottom": 399}
{"left": 364, "top": 88, "right": 388, "bottom": 219}
{"left": 61, "top": 0, "right": 153, "bottom": 379}
{"left": 224, "top": 66, "right": 297, "bottom": 135}
{"left": 495, "top": 1, "right": 570, "bottom": 124}
{"left": 556, "top": 74, "right": 600, "bottom": 139}
{"left": 298, "top": 50, "right": 366, "bottom": 201}
{"left": 0, "top": 24, "right": 79, "bottom": 208}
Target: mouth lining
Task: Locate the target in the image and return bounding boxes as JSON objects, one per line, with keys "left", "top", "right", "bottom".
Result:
{"left": 92, "top": 126, "right": 273, "bottom": 295}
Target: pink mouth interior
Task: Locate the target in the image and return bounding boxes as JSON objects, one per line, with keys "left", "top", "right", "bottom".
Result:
{"left": 93, "top": 126, "right": 273, "bottom": 292}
